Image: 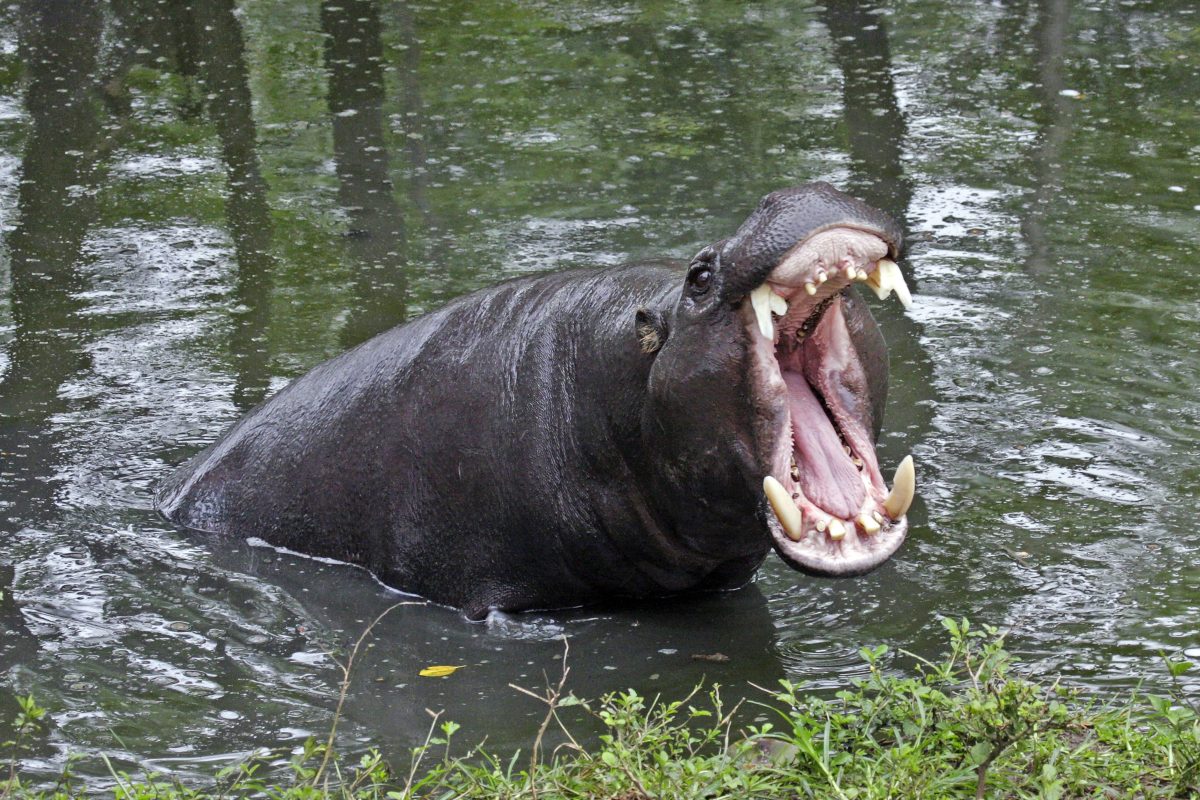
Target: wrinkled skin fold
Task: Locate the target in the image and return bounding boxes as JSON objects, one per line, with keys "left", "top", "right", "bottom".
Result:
{"left": 157, "top": 183, "right": 911, "bottom": 619}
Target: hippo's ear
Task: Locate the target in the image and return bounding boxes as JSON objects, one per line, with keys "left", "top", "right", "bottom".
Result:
{"left": 635, "top": 307, "right": 669, "bottom": 355}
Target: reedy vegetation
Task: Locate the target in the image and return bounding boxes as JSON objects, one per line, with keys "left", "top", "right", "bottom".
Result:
{"left": 1, "top": 619, "right": 1198, "bottom": 799}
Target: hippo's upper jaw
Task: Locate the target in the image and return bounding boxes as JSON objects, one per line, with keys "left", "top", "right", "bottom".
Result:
{"left": 723, "top": 185, "right": 915, "bottom": 576}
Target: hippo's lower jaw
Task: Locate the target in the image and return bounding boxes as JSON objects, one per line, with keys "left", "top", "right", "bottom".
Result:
{"left": 748, "top": 226, "right": 916, "bottom": 577}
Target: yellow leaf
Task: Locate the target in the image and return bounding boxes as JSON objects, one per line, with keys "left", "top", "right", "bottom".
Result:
{"left": 419, "top": 665, "right": 464, "bottom": 678}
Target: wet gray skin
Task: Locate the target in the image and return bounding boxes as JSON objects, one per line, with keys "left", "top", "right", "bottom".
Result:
{"left": 2, "top": 0, "right": 1200, "bottom": 784}
{"left": 156, "top": 183, "right": 908, "bottom": 620}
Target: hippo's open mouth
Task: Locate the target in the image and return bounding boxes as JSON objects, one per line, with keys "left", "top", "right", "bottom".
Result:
{"left": 746, "top": 226, "right": 915, "bottom": 576}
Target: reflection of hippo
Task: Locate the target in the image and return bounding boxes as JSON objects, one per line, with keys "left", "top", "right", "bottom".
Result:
{"left": 157, "top": 183, "right": 916, "bottom": 619}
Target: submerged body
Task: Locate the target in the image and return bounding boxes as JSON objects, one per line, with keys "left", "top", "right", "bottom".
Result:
{"left": 158, "top": 183, "right": 916, "bottom": 619}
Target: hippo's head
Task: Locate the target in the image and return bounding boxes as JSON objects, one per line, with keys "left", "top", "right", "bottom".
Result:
{"left": 638, "top": 183, "right": 914, "bottom": 578}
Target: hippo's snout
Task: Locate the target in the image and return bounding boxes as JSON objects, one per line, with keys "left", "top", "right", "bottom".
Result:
{"left": 716, "top": 182, "right": 904, "bottom": 302}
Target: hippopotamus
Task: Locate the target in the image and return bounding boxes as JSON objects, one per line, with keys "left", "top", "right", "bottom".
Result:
{"left": 157, "top": 183, "right": 916, "bottom": 620}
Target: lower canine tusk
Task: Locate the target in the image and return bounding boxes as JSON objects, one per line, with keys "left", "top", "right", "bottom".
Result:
{"left": 883, "top": 455, "right": 915, "bottom": 519}
{"left": 763, "top": 476, "right": 804, "bottom": 541}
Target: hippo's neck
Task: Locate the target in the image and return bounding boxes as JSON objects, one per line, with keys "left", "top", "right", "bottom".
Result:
{"left": 533, "top": 265, "right": 760, "bottom": 596}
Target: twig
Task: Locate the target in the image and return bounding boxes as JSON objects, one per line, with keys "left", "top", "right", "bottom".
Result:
{"left": 974, "top": 734, "right": 1015, "bottom": 800}
{"left": 311, "top": 601, "right": 418, "bottom": 787}
{"left": 508, "top": 635, "right": 573, "bottom": 800}
{"left": 400, "top": 709, "right": 443, "bottom": 799}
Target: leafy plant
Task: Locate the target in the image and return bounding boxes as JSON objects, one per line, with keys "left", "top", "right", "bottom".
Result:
{"left": 2, "top": 622, "right": 1199, "bottom": 798}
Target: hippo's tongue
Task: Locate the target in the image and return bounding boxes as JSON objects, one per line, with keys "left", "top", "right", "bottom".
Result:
{"left": 782, "top": 372, "right": 864, "bottom": 520}
{"left": 773, "top": 295, "right": 882, "bottom": 522}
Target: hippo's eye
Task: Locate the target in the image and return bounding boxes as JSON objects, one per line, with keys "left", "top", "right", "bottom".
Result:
{"left": 687, "top": 266, "right": 713, "bottom": 294}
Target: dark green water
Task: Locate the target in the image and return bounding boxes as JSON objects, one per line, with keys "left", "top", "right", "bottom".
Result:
{"left": 1, "top": 0, "right": 1198, "bottom": 783}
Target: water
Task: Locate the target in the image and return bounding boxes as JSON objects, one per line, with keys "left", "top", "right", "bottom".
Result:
{"left": 1, "top": 0, "right": 1198, "bottom": 783}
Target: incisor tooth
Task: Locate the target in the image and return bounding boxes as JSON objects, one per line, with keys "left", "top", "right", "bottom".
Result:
{"left": 804, "top": 281, "right": 817, "bottom": 296}
{"left": 750, "top": 285, "right": 775, "bottom": 340}
{"left": 763, "top": 476, "right": 804, "bottom": 541}
{"left": 828, "top": 519, "right": 847, "bottom": 540}
{"left": 858, "top": 513, "right": 881, "bottom": 535}
{"left": 883, "top": 455, "right": 915, "bottom": 519}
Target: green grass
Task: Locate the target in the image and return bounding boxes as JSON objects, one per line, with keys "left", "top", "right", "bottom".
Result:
{"left": 2, "top": 618, "right": 1198, "bottom": 799}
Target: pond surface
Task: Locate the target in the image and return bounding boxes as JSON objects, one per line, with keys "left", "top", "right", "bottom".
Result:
{"left": 1, "top": 0, "right": 1199, "bottom": 784}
